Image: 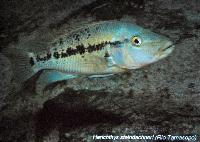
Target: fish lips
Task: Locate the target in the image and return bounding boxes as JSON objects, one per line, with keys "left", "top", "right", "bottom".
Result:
{"left": 156, "top": 43, "right": 175, "bottom": 59}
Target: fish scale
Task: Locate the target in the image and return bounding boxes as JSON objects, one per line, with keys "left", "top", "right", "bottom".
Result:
{"left": 2, "top": 20, "right": 174, "bottom": 88}
{"left": 32, "top": 25, "right": 114, "bottom": 66}
{"left": 32, "top": 28, "right": 116, "bottom": 73}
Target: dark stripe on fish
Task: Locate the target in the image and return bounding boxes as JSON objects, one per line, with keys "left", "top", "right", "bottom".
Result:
{"left": 53, "top": 52, "right": 60, "bottom": 59}
{"left": 76, "top": 44, "right": 86, "bottom": 54}
{"left": 30, "top": 53, "right": 52, "bottom": 66}
{"left": 87, "top": 42, "right": 105, "bottom": 53}
{"left": 29, "top": 40, "right": 122, "bottom": 66}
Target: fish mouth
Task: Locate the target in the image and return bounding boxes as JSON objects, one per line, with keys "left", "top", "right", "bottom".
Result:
{"left": 156, "top": 41, "right": 175, "bottom": 58}
{"left": 162, "top": 44, "right": 175, "bottom": 52}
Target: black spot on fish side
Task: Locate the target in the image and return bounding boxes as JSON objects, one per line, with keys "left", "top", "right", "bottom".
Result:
{"left": 35, "top": 53, "right": 52, "bottom": 63}
{"left": 87, "top": 33, "right": 91, "bottom": 39}
{"left": 84, "top": 28, "right": 89, "bottom": 33}
{"left": 61, "top": 52, "right": 68, "bottom": 58}
{"left": 76, "top": 44, "right": 85, "bottom": 54}
{"left": 29, "top": 57, "right": 35, "bottom": 66}
{"left": 43, "top": 56, "right": 47, "bottom": 61}
{"left": 36, "top": 55, "right": 40, "bottom": 62}
{"left": 36, "top": 55, "right": 46, "bottom": 62}
{"left": 66, "top": 48, "right": 76, "bottom": 56}
{"left": 87, "top": 44, "right": 95, "bottom": 53}
{"left": 73, "top": 34, "right": 80, "bottom": 41}
{"left": 96, "top": 42, "right": 105, "bottom": 51}
{"left": 105, "top": 41, "right": 109, "bottom": 44}
{"left": 53, "top": 52, "right": 60, "bottom": 59}
{"left": 104, "top": 52, "right": 110, "bottom": 58}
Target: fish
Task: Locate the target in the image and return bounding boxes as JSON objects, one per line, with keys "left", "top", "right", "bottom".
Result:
{"left": 2, "top": 20, "right": 174, "bottom": 93}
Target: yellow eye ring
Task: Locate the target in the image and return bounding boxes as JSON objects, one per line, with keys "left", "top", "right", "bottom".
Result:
{"left": 131, "top": 36, "right": 142, "bottom": 46}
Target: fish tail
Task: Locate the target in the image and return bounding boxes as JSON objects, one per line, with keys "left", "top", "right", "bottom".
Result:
{"left": 2, "top": 47, "right": 36, "bottom": 83}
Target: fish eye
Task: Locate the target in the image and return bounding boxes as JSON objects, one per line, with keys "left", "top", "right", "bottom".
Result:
{"left": 131, "top": 36, "right": 142, "bottom": 46}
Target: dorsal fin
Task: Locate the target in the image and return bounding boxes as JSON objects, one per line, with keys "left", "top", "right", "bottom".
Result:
{"left": 17, "top": 19, "right": 122, "bottom": 54}
{"left": 16, "top": 30, "right": 53, "bottom": 54}
{"left": 16, "top": 18, "right": 96, "bottom": 54}
{"left": 119, "top": 15, "right": 136, "bottom": 23}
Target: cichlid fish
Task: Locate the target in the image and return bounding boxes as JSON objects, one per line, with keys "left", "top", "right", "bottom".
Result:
{"left": 3, "top": 20, "right": 174, "bottom": 93}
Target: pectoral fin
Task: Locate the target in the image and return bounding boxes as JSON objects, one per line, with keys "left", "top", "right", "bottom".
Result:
{"left": 76, "top": 54, "right": 110, "bottom": 73}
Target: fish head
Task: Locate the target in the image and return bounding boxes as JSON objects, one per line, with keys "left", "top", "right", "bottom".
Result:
{"left": 109, "top": 23, "right": 175, "bottom": 69}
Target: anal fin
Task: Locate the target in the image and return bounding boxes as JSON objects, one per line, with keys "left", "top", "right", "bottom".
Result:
{"left": 36, "top": 70, "right": 78, "bottom": 94}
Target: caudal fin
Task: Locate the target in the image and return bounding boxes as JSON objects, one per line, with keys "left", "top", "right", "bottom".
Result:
{"left": 2, "top": 47, "right": 35, "bottom": 83}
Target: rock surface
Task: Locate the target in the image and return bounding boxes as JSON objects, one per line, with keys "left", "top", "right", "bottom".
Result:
{"left": 0, "top": 0, "right": 200, "bottom": 141}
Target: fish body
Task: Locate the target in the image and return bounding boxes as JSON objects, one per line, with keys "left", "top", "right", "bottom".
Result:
{"left": 30, "top": 21, "right": 130, "bottom": 75}
{"left": 3, "top": 20, "right": 174, "bottom": 89}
